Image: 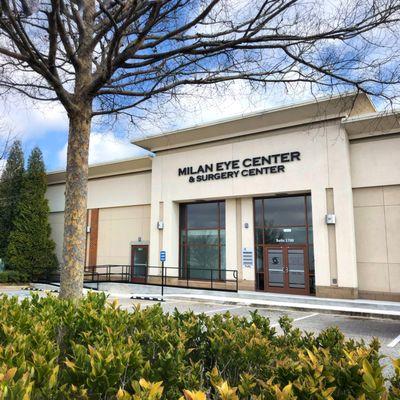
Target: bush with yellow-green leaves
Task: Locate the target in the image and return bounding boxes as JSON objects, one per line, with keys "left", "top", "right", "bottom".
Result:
{"left": 0, "top": 292, "right": 399, "bottom": 399}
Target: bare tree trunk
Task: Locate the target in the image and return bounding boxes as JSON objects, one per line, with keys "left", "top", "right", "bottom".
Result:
{"left": 59, "top": 104, "right": 91, "bottom": 299}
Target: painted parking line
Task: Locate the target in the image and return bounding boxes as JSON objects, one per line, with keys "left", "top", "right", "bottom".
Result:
{"left": 197, "top": 306, "right": 242, "bottom": 315}
{"left": 387, "top": 333, "right": 400, "bottom": 348}
{"left": 270, "top": 312, "right": 319, "bottom": 328}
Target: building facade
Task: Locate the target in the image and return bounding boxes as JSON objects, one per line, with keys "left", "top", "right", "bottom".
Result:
{"left": 47, "top": 93, "right": 400, "bottom": 300}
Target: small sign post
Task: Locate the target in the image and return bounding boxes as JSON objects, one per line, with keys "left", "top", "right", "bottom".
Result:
{"left": 160, "top": 251, "right": 166, "bottom": 297}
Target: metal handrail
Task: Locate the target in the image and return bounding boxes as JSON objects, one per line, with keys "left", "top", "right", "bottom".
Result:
{"left": 37, "top": 264, "right": 239, "bottom": 292}
{"left": 86, "top": 264, "right": 238, "bottom": 292}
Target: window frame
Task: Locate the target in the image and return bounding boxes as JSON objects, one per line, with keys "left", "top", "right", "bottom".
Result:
{"left": 253, "top": 194, "right": 314, "bottom": 293}
{"left": 179, "top": 200, "right": 226, "bottom": 281}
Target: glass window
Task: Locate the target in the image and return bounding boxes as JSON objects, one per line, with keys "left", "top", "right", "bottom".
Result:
{"left": 187, "top": 230, "right": 219, "bottom": 246}
{"left": 219, "top": 246, "right": 226, "bottom": 280}
{"left": 267, "top": 248, "right": 284, "bottom": 287}
{"left": 219, "top": 202, "right": 226, "bottom": 229}
{"left": 187, "top": 202, "right": 220, "bottom": 229}
{"left": 256, "top": 246, "right": 263, "bottom": 272}
{"left": 308, "top": 245, "right": 314, "bottom": 272}
{"left": 264, "top": 227, "right": 307, "bottom": 245}
{"left": 254, "top": 199, "right": 263, "bottom": 227}
{"left": 255, "top": 228, "right": 263, "bottom": 245}
{"left": 288, "top": 248, "right": 305, "bottom": 289}
{"left": 220, "top": 230, "right": 226, "bottom": 243}
{"left": 308, "top": 226, "right": 313, "bottom": 245}
{"left": 180, "top": 201, "right": 225, "bottom": 280}
{"left": 264, "top": 196, "right": 306, "bottom": 226}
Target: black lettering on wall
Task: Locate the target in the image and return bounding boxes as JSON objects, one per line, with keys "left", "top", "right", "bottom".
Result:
{"left": 291, "top": 151, "right": 301, "bottom": 161}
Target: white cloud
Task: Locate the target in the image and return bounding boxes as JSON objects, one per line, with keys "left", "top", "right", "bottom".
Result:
{"left": 126, "top": 79, "right": 317, "bottom": 140}
{"left": 57, "top": 131, "right": 148, "bottom": 170}
{"left": 0, "top": 95, "right": 68, "bottom": 141}
{"left": 53, "top": 80, "right": 317, "bottom": 170}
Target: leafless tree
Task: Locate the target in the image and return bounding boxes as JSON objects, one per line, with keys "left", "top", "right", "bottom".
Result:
{"left": 0, "top": 0, "right": 399, "bottom": 298}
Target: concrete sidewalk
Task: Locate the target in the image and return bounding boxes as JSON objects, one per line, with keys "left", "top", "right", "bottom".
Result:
{"left": 34, "top": 282, "right": 400, "bottom": 320}
{"left": 167, "top": 292, "right": 400, "bottom": 320}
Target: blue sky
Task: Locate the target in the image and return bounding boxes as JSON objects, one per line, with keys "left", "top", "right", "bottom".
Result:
{"left": 0, "top": 0, "right": 398, "bottom": 172}
{"left": 1, "top": 78, "right": 392, "bottom": 174}
{"left": 1, "top": 80, "right": 327, "bottom": 172}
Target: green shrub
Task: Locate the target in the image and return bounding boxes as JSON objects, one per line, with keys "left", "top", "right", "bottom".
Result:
{"left": 0, "top": 270, "right": 29, "bottom": 283}
{"left": 0, "top": 292, "right": 398, "bottom": 399}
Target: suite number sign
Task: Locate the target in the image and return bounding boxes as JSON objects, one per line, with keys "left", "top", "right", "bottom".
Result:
{"left": 178, "top": 151, "right": 301, "bottom": 183}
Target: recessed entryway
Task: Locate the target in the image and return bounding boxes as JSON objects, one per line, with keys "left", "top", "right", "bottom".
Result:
{"left": 254, "top": 194, "right": 314, "bottom": 295}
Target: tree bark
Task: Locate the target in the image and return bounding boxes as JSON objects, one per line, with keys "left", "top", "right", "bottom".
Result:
{"left": 59, "top": 105, "right": 92, "bottom": 299}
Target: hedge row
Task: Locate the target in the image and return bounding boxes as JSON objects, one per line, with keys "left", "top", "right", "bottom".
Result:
{"left": 0, "top": 270, "right": 29, "bottom": 283}
{"left": 0, "top": 292, "right": 399, "bottom": 399}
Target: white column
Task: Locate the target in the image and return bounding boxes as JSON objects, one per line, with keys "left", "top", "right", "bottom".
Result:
{"left": 241, "top": 198, "right": 255, "bottom": 282}
{"left": 148, "top": 200, "right": 160, "bottom": 268}
{"left": 311, "top": 187, "right": 331, "bottom": 287}
{"left": 328, "top": 130, "right": 358, "bottom": 289}
{"left": 163, "top": 200, "right": 180, "bottom": 277}
{"left": 225, "top": 199, "right": 238, "bottom": 277}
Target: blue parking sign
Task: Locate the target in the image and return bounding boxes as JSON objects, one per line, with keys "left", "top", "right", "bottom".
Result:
{"left": 160, "top": 250, "right": 166, "bottom": 262}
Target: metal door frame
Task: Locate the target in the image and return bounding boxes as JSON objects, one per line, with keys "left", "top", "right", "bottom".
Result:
{"left": 264, "top": 244, "right": 309, "bottom": 295}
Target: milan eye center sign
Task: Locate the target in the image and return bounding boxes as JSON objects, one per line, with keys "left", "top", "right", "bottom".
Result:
{"left": 178, "top": 151, "right": 301, "bottom": 183}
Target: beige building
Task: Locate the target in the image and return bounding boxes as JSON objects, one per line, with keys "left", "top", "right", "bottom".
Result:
{"left": 47, "top": 93, "right": 400, "bottom": 300}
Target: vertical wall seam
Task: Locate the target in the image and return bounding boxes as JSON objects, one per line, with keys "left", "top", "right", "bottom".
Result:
{"left": 236, "top": 199, "right": 242, "bottom": 280}
{"left": 382, "top": 187, "right": 391, "bottom": 292}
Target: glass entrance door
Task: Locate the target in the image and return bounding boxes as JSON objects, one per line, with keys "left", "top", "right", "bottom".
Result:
{"left": 254, "top": 194, "right": 314, "bottom": 294}
{"left": 287, "top": 247, "right": 306, "bottom": 290}
{"left": 264, "top": 245, "right": 308, "bottom": 294}
{"left": 131, "top": 245, "right": 148, "bottom": 283}
{"left": 265, "top": 246, "right": 285, "bottom": 288}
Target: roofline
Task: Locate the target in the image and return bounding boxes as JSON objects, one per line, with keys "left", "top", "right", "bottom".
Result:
{"left": 47, "top": 155, "right": 152, "bottom": 176}
{"left": 131, "top": 92, "right": 374, "bottom": 148}
{"left": 47, "top": 155, "right": 153, "bottom": 185}
{"left": 342, "top": 109, "right": 400, "bottom": 124}
{"left": 342, "top": 109, "right": 400, "bottom": 139}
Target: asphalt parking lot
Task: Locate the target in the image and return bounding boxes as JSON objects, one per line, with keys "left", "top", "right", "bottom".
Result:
{"left": 113, "top": 296, "right": 400, "bottom": 362}
{"left": 2, "top": 287, "right": 400, "bottom": 373}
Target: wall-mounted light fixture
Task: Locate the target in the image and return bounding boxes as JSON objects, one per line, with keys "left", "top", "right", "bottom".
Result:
{"left": 244, "top": 222, "right": 249, "bottom": 229}
{"left": 86, "top": 226, "right": 91, "bottom": 233}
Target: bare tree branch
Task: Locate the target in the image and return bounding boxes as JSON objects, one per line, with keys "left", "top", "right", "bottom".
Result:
{"left": 0, "top": 0, "right": 399, "bottom": 298}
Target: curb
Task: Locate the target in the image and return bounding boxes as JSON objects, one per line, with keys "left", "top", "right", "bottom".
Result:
{"left": 130, "top": 295, "right": 164, "bottom": 302}
{"left": 29, "top": 285, "right": 400, "bottom": 320}
{"left": 167, "top": 295, "right": 400, "bottom": 321}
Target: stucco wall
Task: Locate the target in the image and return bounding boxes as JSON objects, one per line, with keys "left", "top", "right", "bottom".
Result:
{"left": 350, "top": 136, "right": 400, "bottom": 188}
{"left": 149, "top": 119, "right": 359, "bottom": 293}
{"left": 46, "top": 171, "right": 151, "bottom": 212}
{"left": 353, "top": 185, "right": 400, "bottom": 296}
{"left": 96, "top": 205, "right": 151, "bottom": 265}
{"left": 47, "top": 171, "right": 152, "bottom": 267}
